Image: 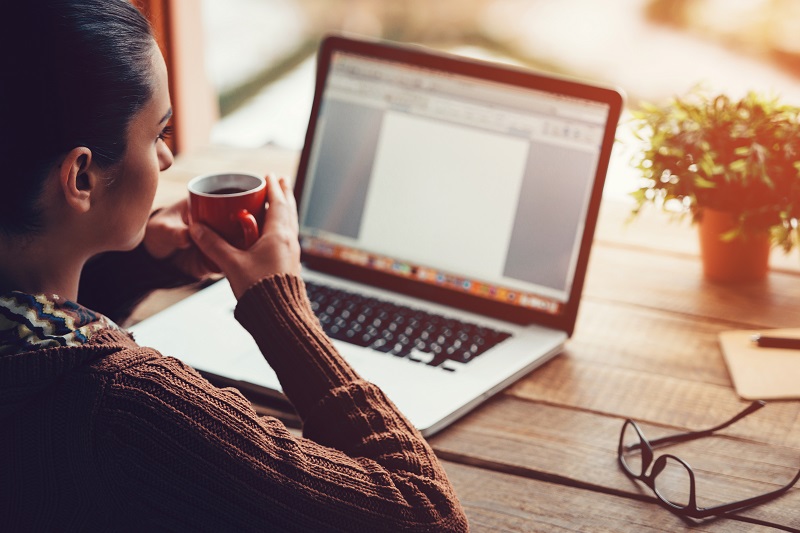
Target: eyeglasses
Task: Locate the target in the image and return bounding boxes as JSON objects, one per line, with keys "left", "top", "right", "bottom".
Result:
{"left": 618, "top": 401, "right": 800, "bottom": 520}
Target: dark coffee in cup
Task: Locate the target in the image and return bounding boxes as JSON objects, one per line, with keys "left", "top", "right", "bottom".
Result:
{"left": 207, "top": 186, "right": 250, "bottom": 195}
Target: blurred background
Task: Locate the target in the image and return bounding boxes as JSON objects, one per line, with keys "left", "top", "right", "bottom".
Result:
{"left": 197, "top": 0, "right": 800, "bottom": 196}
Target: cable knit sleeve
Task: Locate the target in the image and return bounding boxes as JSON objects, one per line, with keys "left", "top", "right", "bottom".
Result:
{"left": 94, "top": 274, "right": 468, "bottom": 532}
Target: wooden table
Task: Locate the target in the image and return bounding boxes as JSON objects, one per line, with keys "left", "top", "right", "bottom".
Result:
{"left": 136, "top": 145, "right": 800, "bottom": 532}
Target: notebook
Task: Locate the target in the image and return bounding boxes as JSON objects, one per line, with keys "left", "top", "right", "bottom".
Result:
{"left": 130, "top": 35, "right": 624, "bottom": 436}
{"left": 719, "top": 329, "right": 800, "bottom": 400}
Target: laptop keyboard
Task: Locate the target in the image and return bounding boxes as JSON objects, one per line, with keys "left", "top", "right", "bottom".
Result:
{"left": 305, "top": 280, "right": 512, "bottom": 370}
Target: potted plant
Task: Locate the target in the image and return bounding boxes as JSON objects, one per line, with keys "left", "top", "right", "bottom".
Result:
{"left": 628, "top": 88, "right": 800, "bottom": 282}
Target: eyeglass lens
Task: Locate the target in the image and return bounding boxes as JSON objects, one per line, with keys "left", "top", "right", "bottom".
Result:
{"left": 653, "top": 457, "right": 692, "bottom": 508}
{"left": 621, "top": 422, "right": 695, "bottom": 509}
{"left": 620, "top": 421, "right": 644, "bottom": 475}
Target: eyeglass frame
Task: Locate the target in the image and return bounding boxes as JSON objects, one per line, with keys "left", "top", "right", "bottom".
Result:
{"left": 618, "top": 400, "right": 800, "bottom": 520}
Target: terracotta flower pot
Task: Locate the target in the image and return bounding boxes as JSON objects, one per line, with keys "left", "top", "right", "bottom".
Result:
{"left": 697, "top": 209, "right": 771, "bottom": 283}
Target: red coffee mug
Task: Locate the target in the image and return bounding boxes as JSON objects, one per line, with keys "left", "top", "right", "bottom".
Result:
{"left": 188, "top": 173, "right": 267, "bottom": 249}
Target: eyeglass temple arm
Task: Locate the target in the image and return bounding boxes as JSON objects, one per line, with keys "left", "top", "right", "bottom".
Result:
{"left": 646, "top": 401, "right": 766, "bottom": 449}
{"left": 692, "top": 465, "right": 800, "bottom": 518}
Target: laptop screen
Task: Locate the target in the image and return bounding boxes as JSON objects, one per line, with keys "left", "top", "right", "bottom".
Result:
{"left": 295, "top": 36, "right": 623, "bottom": 332}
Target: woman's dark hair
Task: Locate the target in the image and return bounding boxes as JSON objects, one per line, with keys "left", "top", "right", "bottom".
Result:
{"left": 0, "top": 0, "right": 157, "bottom": 235}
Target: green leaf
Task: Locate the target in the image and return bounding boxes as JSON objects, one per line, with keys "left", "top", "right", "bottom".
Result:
{"left": 729, "top": 159, "right": 748, "bottom": 173}
{"left": 629, "top": 189, "right": 648, "bottom": 204}
{"left": 719, "top": 228, "right": 741, "bottom": 242}
{"left": 694, "top": 176, "right": 717, "bottom": 188}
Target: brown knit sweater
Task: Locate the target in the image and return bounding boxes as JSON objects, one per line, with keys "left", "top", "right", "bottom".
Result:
{"left": 0, "top": 274, "right": 468, "bottom": 532}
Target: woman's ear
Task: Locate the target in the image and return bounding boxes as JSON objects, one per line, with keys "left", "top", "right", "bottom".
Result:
{"left": 57, "top": 147, "right": 96, "bottom": 214}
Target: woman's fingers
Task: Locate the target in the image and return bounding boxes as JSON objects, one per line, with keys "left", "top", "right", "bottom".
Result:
{"left": 279, "top": 176, "right": 299, "bottom": 232}
{"left": 262, "top": 174, "right": 299, "bottom": 233}
{"left": 189, "top": 222, "right": 237, "bottom": 272}
{"left": 144, "top": 201, "right": 192, "bottom": 258}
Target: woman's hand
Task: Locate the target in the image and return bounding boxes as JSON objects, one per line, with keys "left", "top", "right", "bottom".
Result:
{"left": 188, "top": 175, "right": 301, "bottom": 300}
{"left": 143, "top": 198, "right": 221, "bottom": 280}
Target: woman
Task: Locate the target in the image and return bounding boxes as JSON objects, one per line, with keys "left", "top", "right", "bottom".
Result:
{"left": 0, "top": 1, "right": 468, "bottom": 531}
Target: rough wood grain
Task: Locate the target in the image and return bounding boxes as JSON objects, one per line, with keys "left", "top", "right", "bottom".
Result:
{"left": 443, "top": 460, "right": 785, "bottom": 532}
{"left": 583, "top": 244, "right": 800, "bottom": 328}
{"left": 433, "top": 400, "right": 800, "bottom": 529}
{"left": 507, "top": 299, "right": 800, "bottom": 448}
{"left": 595, "top": 198, "right": 800, "bottom": 274}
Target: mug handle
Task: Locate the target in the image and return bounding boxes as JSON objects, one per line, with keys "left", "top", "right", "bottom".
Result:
{"left": 234, "top": 209, "right": 259, "bottom": 249}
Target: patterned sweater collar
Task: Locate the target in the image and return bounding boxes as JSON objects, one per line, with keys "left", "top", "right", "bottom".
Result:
{"left": 0, "top": 291, "right": 118, "bottom": 356}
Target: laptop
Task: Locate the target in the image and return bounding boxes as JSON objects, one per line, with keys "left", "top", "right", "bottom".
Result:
{"left": 130, "top": 34, "right": 623, "bottom": 436}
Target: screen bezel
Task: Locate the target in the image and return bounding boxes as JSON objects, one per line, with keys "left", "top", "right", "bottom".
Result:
{"left": 294, "top": 34, "right": 624, "bottom": 336}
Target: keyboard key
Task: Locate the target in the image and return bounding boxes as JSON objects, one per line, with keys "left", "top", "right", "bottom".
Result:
{"left": 305, "top": 280, "right": 511, "bottom": 369}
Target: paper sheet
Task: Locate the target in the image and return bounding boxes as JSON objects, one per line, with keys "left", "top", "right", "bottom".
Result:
{"left": 719, "top": 328, "right": 800, "bottom": 400}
